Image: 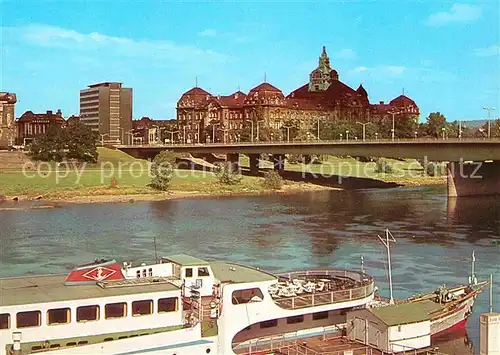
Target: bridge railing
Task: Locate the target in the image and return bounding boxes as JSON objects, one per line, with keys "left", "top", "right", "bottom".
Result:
{"left": 116, "top": 137, "right": 500, "bottom": 148}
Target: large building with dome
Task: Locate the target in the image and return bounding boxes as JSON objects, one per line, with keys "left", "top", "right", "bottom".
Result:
{"left": 176, "top": 46, "right": 419, "bottom": 143}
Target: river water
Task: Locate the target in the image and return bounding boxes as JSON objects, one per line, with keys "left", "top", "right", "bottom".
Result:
{"left": 1, "top": 185, "right": 499, "bottom": 353}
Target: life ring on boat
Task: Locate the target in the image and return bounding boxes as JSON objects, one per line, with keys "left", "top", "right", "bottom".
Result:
{"left": 209, "top": 300, "right": 217, "bottom": 309}
{"left": 375, "top": 295, "right": 381, "bottom": 301}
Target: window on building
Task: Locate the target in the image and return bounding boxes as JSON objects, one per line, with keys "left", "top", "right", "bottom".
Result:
{"left": 260, "top": 319, "right": 278, "bottom": 328}
{"left": 132, "top": 300, "right": 153, "bottom": 316}
{"left": 185, "top": 268, "right": 193, "bottom": 277}
{"left": 158, "top": 297, "right": 178, "bottom": 313}
{"left": 76, "top": 305, "right": 99, "bottom": 322}
{"left": 17, "top": 311, "right": 41, "bottom": 328}
{"left": 232, "top": 288, "right": 264, "bottom": 304}
{"left": 312, "top": 311, "right": 329, "bottom": 321}
{"left": 0, "top": 314, "right": 10, "bottom": 329}
{"left": 286, "top": 315, "right": 304, "bottom": 324}
{"left": 198, "top": 267, "right": 210, "bottom": 277}
{"left": 47, "top": 308, "right": 70, "bottom": 325}
{"left": 105, "top": 303, "right": 127, "bottom": 319}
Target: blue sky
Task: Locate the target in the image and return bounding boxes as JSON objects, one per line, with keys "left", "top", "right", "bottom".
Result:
{"left": 1, "top": 1, "right": 499, "bottom": 122}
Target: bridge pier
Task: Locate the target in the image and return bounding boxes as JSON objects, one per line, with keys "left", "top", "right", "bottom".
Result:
{"left": 273, "top": 154, "right": 285, "bottom": 173}
{"left": 447, "top": 160, "right": 500, "bottom": 197}
{"left": 248, "top": 154, "right": 260, "bottom": 175}
{"left": 226, "top": 153, "right": 240, "bottom": 172}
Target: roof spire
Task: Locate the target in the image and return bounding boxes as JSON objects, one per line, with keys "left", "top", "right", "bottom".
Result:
{"left": 264, "top": 72, "right": 267, "bottom": 83}
{"left": 195, "top": 76, "right": 198, "bottom": 88}
{"left": 402, "top": 87, "right": 405, "bottom": 96}
{"left": 322, "top": 45, "right": 327, "bottom": 56}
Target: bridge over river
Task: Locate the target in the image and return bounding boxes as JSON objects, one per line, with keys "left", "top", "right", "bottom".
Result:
{"left": 116, "top": 138, "right": 500, "bottom": 197}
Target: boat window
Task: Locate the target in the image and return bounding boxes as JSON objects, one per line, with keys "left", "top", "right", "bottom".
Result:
{"left": 0, "top": 314, "right": 10, "bottom": 329}
{"left": 158, "top": 297, "right": 178, "bottom": 313}
{"left": 136, "top": 270, "right": 141, "bottom": 278}
{"left": 198, "top": 267, "right": 210, "bottom": 277}
{"left": 132, "top": 300, "right": 153, "bottom": 316}
{"left": 77, "top": 305, "right": 99, "bottom": 322}
{"left": 260, "top": 319, "right": 278, "bottom": 328}
{"left": 142, "top": 269, "right": 147, "bottom": 277}
{"left": 313, "top": 311, "right": 329, "bottom": 320}
{"left": 286, "top": 315, "right": 304, "bottom": 324}
{"left": 17, "top": 311, "right": 41, "bottom": 328}
{"left": 185, "top": 268, "right": 193, "bottom": 277}
{"left": 47, "top": 308, "right": 70, "bottom": 325}
{"left": 232, "top": 288, "right": 264, "bottom": 304}
{"left": 105, "top": 302, "right": 127, "bottom": 319}
{"left": 148, "top": 268, "right": 153, "bottom": 276}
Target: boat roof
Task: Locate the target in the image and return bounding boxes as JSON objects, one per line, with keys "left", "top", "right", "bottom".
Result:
{"left": 368, "top": 300, "right": 442, "bottom": 326}
{"left": 162, "top": 254, "right": 209, "bottom": 266}
{"left": 0, "top": 274, "right": 179, "bottom": 307}
{"left": 210, "top": 261, "right": 276, "bottom": 284}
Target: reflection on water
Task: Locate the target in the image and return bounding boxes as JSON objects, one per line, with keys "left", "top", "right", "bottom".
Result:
{"left": 1, "top": 186, "right": 499, "bottom": 353}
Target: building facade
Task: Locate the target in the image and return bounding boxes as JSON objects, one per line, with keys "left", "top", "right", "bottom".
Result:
{"left": 176, "top": 47, "right": 419, "bottom": 142}
{"left": 80, "top": 82, "right": 132, "bottom": 144}
{"left": 16, "top": 110, "right": 65, "bottom": 143}
{"left": 0, "top": 92, "right": 17, "bottom": 148}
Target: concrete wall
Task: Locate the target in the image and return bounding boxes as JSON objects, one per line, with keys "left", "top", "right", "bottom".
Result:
{"left": 480, "top": 313, "right": 500, "bottom": 355}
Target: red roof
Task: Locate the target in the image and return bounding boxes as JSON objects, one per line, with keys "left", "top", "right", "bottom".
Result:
{"left": 182, "top": 87, "right": 211, "bottom": 96}
{"left": 390, "top": 94, "right": 417, "bottom": 108}
{"left": 248, "top": 82, "right": 283, "bottom": 94}
{"left": 214, "top": 91, "right": 247, "bottom": 108}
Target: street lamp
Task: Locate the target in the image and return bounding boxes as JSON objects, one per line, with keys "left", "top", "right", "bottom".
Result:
{"left": 441, "top": 127, "right": 446, "bottom": 140}
{"left": 99, "top": 133, "right": 109, "bottom": 146}
{"left": 375, "top": 132, "right": 378, "bottom": 141}
{"left": 256, "top": 120, "right": 264, "bottom": 141}
{"left": 282, "top": 125, "right": 293, "bottom": 142}
{"left": 345, "top": 130, "right": 349, "bottom": 142}
{"left": 389, "top": 110, "right": 400, "bottom": 141}
{"left": 245, "top": 120, "right": 254, "bottom": 142}
{"left": 165, "top": 130, "right": 179, "bottom": 144}
{"left": 316, "top": 116, "right": 321, "bottom": 141}
{"left": 218, "top": 128, "right": 229, "bottom": 143}
{"left": 339, "top": 133, "right": 343, "bottom": 141}
{"left": 483, "top": 107, "right": 496, "bottom": 139}
{"left": 414, "top": 131, "right": 418, "bottom": 140}
{"left": 356, "top": 122, "right": 371, "bottom": 141}
{"left": 212, "top": 123, "right": 220, "bottom": 143}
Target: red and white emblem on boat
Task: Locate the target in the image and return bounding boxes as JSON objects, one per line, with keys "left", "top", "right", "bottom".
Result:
{"left": 82, "top": 266, "right": 117, "bottom": 281}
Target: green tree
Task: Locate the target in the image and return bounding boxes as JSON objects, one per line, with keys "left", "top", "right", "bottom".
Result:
{"left": 150, "top": 150, "right": 176, "bottom": 191}
{"left": 214, "top": 162, "right": 242, "bottom": 185}
{"left": 262, "top": 171, "right": 283, "bottom": 190}
{"left": 424, "top": 112, "right": 447, "bottom": 138}
{"left": 29, "top": 124, "right": 68, "bottom": 162}
{"left": 66, "top": 122, "right": 99, "bottom": 163}
{"left": 480, "top": 119, "right": 500, "bottom": 138}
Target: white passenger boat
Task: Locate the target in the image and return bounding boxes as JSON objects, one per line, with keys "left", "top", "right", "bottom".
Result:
{"left": 0, "top": 254, "right": 376, "bottom": 355}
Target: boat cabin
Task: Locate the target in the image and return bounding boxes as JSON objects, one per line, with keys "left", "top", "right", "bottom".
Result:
{"left": 346, "top": 302, "right": 434, "bottom": 352}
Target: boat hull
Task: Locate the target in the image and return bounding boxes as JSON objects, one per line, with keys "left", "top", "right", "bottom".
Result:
{"left": 431, "top": 291, "right": 475, "bottom": 338}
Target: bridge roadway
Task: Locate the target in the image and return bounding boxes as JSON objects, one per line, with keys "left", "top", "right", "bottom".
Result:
{"left": 116, "top": 138, "right": 500, "bottom": 162}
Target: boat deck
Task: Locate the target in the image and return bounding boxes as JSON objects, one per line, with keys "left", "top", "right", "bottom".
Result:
{"left": 235, "top": 335, "right": 446, "bottom": 355}
{"left": 271, "top": 269, "right": 374, "bottom": 309}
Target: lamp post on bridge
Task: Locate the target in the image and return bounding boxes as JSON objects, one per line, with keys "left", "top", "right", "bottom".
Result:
{"left": 282, "top": 125, "right": 293, "bottom": 142}
{"left": 245, "top": 120, "right": 254, "bottom": 142}
{"left": 99, "top": 133, "right": 108, "bottom": 147}
{"left": 356, "top": 122, "right": 371, "bottom": 142}
{"left": 165, "top": 130, "right": 179, "bottom": 144}
{"left": 345, "top": 130, "right": 349, "bottom": 142}
{"left": 256, "top": 120, "right": 264, "bottom": 141}
{"left": 483, "top": 107, "right": 496, "bottom": 139}
{"left": 389, "top": 110, "right": 400, "bottom": 142}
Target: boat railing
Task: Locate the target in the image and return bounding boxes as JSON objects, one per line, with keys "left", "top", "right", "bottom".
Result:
{"left": 278, "top": 269, "right": 373, "bottom": 283}
{"left": 272, "top": 280, "right": 375, "bottom": 310}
